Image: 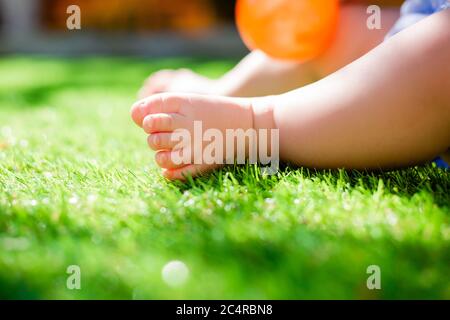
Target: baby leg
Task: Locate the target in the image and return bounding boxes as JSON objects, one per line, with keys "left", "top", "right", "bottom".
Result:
{"left": 132, "top": 10, "right": 449, "bottom": 179}
{"left": 269, "top": 9, "right": 450, "bottom": 169}
{"left": 139, "top": 5, "right": 400, "bottom": 98}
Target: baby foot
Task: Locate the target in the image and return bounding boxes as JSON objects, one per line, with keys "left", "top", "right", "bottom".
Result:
{"left": 138, "top": 69, "right": 218, "bottom": 99}
{"left": 131, "top": 93, "right": 257, "bottom": 180}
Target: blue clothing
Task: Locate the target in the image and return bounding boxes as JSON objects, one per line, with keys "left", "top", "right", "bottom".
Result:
{"left": 385, "top": 0, "right": 449, "bottom": 168}
{"left": 434, "top": 157, "right": 450, "bottom": 169}
{"left": 386, "top": 0, "right": 450, "bottom": 38}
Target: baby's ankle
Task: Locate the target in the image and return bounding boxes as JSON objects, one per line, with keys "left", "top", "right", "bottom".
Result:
{"left": 250, "top": 96, "right": 277, "bottom": 132}
{"left": 243, "top": 96, "right": 279, "bottom": 167}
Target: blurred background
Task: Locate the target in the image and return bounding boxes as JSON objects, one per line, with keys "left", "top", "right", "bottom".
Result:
{"left": 0, "top": 0, "right": 248, "bottom": 57}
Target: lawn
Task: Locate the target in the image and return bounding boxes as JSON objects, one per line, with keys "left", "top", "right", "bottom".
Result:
{"left": 0, "top": 56, "right": 449, "bottom": 299}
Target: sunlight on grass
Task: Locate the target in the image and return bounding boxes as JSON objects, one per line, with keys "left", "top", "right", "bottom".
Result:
{"left": 0, "top": 57, "right": 449, "bottom": 299}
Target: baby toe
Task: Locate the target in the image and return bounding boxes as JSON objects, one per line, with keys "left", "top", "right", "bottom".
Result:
{"left": 155, "top": 150, "right": 190, "bottom": 169}
{"left": 162, "top": 164, "right": 221, "bottom": 181}
{"left": 143, "top": 113, "right": 185, "bottom": 134}
{"left": 147, "top": 132, "right": 183, "bottom": 151}
{"left": 138, "top": 71, "right": 175, "bottom": 98}
{"left": 130, "top": 100, "right": 147, "bottom": 127}
{"left": 130, "top": 93, "right": 182, "bottom": 127}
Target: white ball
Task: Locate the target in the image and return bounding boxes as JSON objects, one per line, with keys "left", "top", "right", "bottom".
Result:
{"left": 161, "top": 260, "right": 189, "bottom": 287}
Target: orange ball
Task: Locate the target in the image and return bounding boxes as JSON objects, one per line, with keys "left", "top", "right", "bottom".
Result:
{"left": 236, "top": 0, "right": 339, "bottom": 61}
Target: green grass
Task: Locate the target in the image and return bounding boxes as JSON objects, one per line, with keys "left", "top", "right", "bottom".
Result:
{"left": 0, "top": 56, "right": 449, "bottom": 299}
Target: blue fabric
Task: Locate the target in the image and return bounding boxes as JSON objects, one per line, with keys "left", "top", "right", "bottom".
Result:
{"left": 385, "top": 0, "right": 449, "bottom": 168}
{"left": 386, "top": 0, "right": 450, "bottom": 37}
{"left": 434, "top": 157, "right": 450, "bottom": 169}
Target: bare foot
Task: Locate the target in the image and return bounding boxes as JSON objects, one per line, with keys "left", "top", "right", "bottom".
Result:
{"left": 131, "top": 93, "right": 256, "bottom": 180}
{"left": 138, "top": 69, "right": 217, "bottom": 99}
